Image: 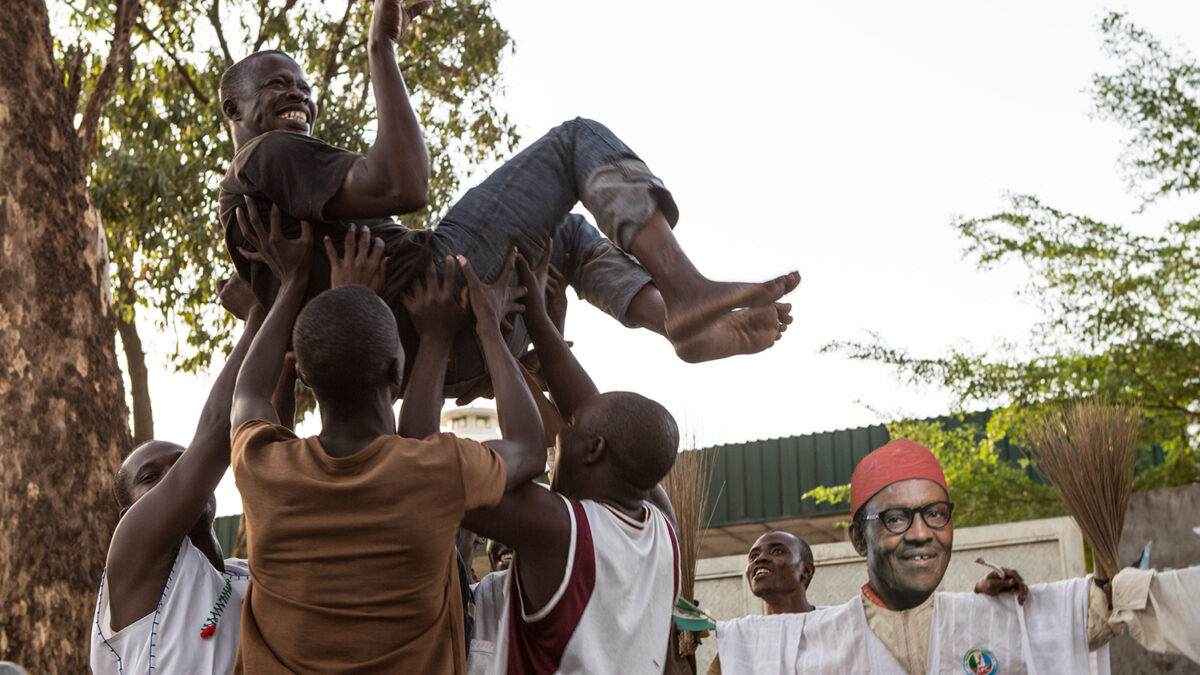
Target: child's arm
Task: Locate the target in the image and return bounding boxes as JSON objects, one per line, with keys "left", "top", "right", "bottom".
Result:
{"left": 397, "top": 257, "right": 467, "bottom": 438}
{"left": 323, "top": 0, "right": 432, "bottom": 219}
{"left": 105, "top": 290, "right": 264, "bottom": 631}
{"left": 459, "top": 251, "right": 546, "bottom": 490}
{"left": 231, "top": 199, "right": 313, "bottom": 430}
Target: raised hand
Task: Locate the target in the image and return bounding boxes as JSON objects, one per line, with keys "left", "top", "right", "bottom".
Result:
{"left": 371, "top": 0, "right": 433, "bottom": 44}
{"left": 458, "top": 248, "right": 526, "bottom": 331}
{"left": 515, "top": 241, "right": 553, "bottom": 320}
{"left": 546, "top": 254, "right": 569, "bottom": 333}
{"left": 325, "top": 224, "right": 388, "bottom": 292}
{"left": 973, "top": 566, "right": 1028, "bottom": 606}
{"left": 217, "top": 273, "right": 261, "bottom": 321}
{"left": 235, "top": 197, "right": 313, "bottom": 284}
{"left": 401, "top": 257, "right": 468, "bottom": 340}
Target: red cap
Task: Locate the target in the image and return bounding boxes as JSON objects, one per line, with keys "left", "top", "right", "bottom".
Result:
{"left": 850, "top": 438, "right": 948, "bottom": 517}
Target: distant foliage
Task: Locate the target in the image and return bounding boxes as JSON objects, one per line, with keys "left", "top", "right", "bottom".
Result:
{"left": 823, "top": 12, "right": 1200, "bottom": 492}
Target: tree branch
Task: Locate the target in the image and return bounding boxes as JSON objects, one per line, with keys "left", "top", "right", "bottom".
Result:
{"left": 77, "top": 0, "right": 143, "bottom": 167}
{"left": 135, "top": 21, "right": 210, "bottom": 104}
{"left": 209, "top": 0, "right": 234, "bottom": 67}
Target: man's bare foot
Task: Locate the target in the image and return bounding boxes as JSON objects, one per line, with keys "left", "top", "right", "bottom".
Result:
{"left": 662, "top": 271, "right": 799, "bottom": 343}
{"left": 672, "top": 302, "right": 791, "bottom": 363}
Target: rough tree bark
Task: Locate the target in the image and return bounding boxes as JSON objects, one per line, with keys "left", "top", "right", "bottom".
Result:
{"left": 0, "top": 1, "right": 133, "bottom": 671}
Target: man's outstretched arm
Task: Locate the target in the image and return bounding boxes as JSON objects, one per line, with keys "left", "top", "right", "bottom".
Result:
{"left": 324, "top": 0, "right": 431, "bottom": 219}
{"left": 397, "top": 257, "right": 466, "bottom": 438}
{"left": 105, "top": 280, "right": 263, "bottom": 631}
{"left": 459, "top": 251, "right": 545, "bottom": 489}
{"left": 517, "top": 246, "right": 598, "bottom": 422}
{"left": 231, "top": 200, "right": 313, "bottom": 430}
{"left": 517, "top": 247, "right": 679, "bottom": 531}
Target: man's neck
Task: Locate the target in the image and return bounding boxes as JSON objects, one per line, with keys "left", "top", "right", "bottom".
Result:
{"left": 188, "top": 521, "right": 225, "bottom": 572}
{"left": 863, "top": 581, "right": 933, "bottom": 611}
{"left": 317, "top": 394, "right": 396, "bottom": 458}
{"left": 764, "top": 591, "right": 815, "bottom": 615}
{"left": 569, "top": 479, "right": 647, "bottom": 520}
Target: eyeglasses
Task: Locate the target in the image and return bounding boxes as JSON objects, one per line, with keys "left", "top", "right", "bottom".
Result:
{"left": 862, "top": 501, "right": 954, "bottom": 535}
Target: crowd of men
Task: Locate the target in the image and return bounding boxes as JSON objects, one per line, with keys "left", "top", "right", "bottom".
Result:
{"left": 87, "top": 0, "right": 1199, "bottom": 673}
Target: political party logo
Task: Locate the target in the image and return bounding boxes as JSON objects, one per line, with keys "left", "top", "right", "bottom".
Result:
{"left": 963, "top": 647, "right": 998, "bottom": 675}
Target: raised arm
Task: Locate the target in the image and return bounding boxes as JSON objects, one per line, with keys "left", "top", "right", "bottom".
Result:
{"left": 459, "top": 251, "right": 545, "bottom": 489}
{"left": 397, "top": 257, "right": 467, "bottom": 438}
{"left": 323, "top": 0, "right": 431, "bottom": 219}
{"left": 231, "top": 200, "right": 313, "bottom": 430}
{"left": 105, "top": 279, "right": 263, "bottom": 631}
{"left": 518, "top": 247, "right": 679, "bottom": 532}
{"left": 516, "top": 245, "right": 599, "bottom": 419}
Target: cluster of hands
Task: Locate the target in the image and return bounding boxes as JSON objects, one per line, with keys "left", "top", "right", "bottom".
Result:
{"left": 222, "top": 198, "right": 568, "bottom": 344}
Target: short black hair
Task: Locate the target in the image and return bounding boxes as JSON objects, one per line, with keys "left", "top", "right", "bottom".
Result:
{"left": 113, "top": 464, "right": 134, "bottom": 510}
{"left": 579, "top": 392, "right": 679, "bottom": 490}
{"left": 219, "top": 50, "right": 292, "bottom": 107}
{"left": 293, "top": 286, "right": 402, "bottom": 396}
{"left": 767, "top": 529, "right": 814, "bottom": 565}
{"left": 766, "top": 529, "right": 815, "bottom": 588}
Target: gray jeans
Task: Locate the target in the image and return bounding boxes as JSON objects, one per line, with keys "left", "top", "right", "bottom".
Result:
{"left": 428, "top": 118, "right": 680, "bottom": 395}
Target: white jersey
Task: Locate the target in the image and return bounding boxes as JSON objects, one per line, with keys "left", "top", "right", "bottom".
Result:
{"left": 491, "top": 496, "right": 680, "bottom": 674}
{"left": 716, "top": 577, "right": 1107, "bottom": 675}
{"left": 90, "top": 538, "right": 250, "bottom": 675}
{"left": 469, "top": 569, "right": 510, "bottom": 674}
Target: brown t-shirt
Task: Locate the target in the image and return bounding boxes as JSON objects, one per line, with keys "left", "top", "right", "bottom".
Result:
{"left": 230, "top": 419, "right": 507, "bottom": 674}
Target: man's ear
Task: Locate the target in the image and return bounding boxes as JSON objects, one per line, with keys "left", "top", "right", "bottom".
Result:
{"left": 222, "top": 97, "right": 241, "bottom": 121}
{"left": 582, "top": 434, "right": 606, "bottom": 465}
{"left": 801, "top": 561, "right": 816, "bottom": 589}
{"left": 389, "top": 356, "right": 404, "bottom": 397}
{"left": 849, "top": 521, "right": 868, "bottom": 557}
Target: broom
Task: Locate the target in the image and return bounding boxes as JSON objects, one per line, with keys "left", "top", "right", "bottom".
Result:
{"left": 661, "top": 445, "right": 721, "bottom": 670}
{"left": 1028, "top": 399, "right": 1141, "bottom": 581}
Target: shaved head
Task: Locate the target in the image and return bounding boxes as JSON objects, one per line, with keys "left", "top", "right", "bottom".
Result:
{"left": 114, "top": 440, "right": 186, "bottom": 510}
{"left": 293, "top": 285, "right": 403, "bottom": 397}
{"left": 219, "top": 50, "right": 293, "bottom": 110}
{"left": 576, "top": 391, "right": 678, "bottom": 490}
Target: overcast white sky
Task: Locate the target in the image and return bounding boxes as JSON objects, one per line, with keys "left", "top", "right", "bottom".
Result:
{"left": 131, "top": 0, "right": 1200, "bottom": 516}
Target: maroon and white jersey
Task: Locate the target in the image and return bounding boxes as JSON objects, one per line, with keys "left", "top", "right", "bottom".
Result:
{"left": 491, "top": 496, "right": 680, "bottom": 674}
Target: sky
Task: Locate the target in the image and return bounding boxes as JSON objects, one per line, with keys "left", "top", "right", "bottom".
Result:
{"left": 129, "top": 0, "right": 1200, "bottom": 516}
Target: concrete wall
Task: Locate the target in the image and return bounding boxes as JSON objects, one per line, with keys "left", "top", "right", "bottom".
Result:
{"left": 691, "top": 516, "right": 1087, "bottom": 672}
{"left": 1109, "top": 484, "right": 1200, "bottom": 675}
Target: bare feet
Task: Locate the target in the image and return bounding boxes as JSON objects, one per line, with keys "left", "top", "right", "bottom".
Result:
{"left": 662, "top": 271, "right": 800, "bottom": 345}
{"left": 672, "top": 302, "right": 791, "bottom": 363}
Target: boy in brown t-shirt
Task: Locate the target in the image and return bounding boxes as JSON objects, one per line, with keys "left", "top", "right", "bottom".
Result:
{"left": 228, "top": 203, "right": 545, "bottom": 673}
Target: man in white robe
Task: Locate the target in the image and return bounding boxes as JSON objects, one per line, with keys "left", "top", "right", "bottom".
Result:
{"left": 716, "top": 438, "right": 1198, "bottom": 674}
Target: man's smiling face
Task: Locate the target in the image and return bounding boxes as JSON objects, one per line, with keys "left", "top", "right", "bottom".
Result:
{"left": 233, "top": 53, "right": 318, "bottom": 138}
{"left": 745, "top": 531, "right": 805, "bottom": 598}
{"left": 851, "top": 478, "right": 953, "bottom": 610}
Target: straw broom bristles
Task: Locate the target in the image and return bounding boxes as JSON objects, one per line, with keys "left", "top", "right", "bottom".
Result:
{"left": 1028, "top": 399, "right": 1141, "bottom": 580}
{"left": 661, "top": 446, "right": 719, "bottom": 604}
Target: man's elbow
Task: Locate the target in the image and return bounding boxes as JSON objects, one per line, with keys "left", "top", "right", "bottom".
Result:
{"left": 386, "top": 175, "right": 428, "bottom": 214}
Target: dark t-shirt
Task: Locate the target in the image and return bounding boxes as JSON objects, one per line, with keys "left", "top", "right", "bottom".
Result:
{"left": 219, "top": 131, "right": 434, "bottom": 329}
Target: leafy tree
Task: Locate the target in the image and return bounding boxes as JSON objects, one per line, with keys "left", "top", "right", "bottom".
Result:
{"left": 53, "top": 0, "right": 518, "bottom": 441}
{"left": 824, "top": 12, "right": 1200, "bottom": 490}
{"left": 1, "top": 0, "right": 136, "bottom": 669}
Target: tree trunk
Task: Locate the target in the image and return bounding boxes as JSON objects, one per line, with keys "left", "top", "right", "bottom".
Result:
{"left": 0, "top": 2, "right": 132, "bottom": 671}
{"left": 115, "top": 275, "right": 154, "bottom": 444}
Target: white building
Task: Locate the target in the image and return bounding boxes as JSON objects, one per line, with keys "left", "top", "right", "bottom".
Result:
{"left": 440, "top": 406, "right": 500, "bottom": 443}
